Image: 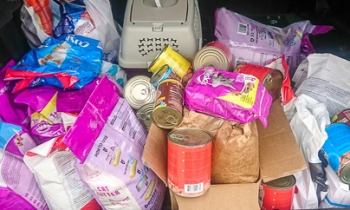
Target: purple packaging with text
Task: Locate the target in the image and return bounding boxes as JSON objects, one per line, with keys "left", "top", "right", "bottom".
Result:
{"left": 185, "top": 67, "right": 272, "bottom": 127}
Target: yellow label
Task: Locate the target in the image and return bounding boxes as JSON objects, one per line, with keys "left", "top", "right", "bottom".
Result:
{"left": 218, "top": 78, "right": 259, "bottom": 109}
{"left": 149, "top": 45, "right": 191, "bottom": 78}
{"left": 31, "top": 92, "right": 59, "bottom": 124}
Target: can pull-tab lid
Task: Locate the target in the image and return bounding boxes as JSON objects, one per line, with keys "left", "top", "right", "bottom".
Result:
{"left": 155, "top": 0, "right": 162, "bottom": 7}
{"left": 170, "top": 133, "right": 185, "bottom": 141}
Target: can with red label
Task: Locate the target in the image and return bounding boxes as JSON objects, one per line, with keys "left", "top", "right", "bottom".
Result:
{"left": 260, "top": 175, "right": 296, "bottom": 210}
{"left": 152, "top": 79, "right": 183, "bottom": 129}
{"left": 331, "top": 109, "right": 350, "bottom": 126}
{"left": 168, "top": 128, "right": 213, "bottom": 197}
{"left": 193, "top": 41, "right": 232, "bottom": 71}
{"left": 234, "top": 63, "right": 283, "bottom": 100}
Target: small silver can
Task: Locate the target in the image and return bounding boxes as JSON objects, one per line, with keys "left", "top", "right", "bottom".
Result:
{"left": 123, "top": 75, "right": 156, "bottom": 109}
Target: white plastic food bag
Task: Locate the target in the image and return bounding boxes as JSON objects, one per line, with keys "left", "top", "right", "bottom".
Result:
{"left": 84, "top": 0, "right": 121, "bottom": 54}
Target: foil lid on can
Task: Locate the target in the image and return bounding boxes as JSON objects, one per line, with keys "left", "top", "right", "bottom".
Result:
{"left": 123, "top": 75, "right": 156, "bottom": 109}
{"left": 136, "top": 103, "right": 154, "bottom": 132}
{"left": 263, "top": 175, "right": 296, "bottom": 189}
{"left": 168, "top": 128, "right": 212, "bottom": 147}
{"left": 193, "top": 46, "right": 230, "bottom": 71}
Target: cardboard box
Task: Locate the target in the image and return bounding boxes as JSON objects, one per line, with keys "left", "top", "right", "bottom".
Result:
{"left": 142, "top": 100, "right": 307, "bottom": 210}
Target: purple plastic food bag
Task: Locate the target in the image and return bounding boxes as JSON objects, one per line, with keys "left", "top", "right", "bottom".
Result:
{"left": 184, "top": 67, "right": 272, "bottom": 127}
{"left": 15, "top": 87, "right": 65, "bottom": 143}
{"left": 0, "top": 60, "right": 27, "bottom": 126}
{"left": 214, "top": 8, "right": 333, "bottom": 78}
{"left": 0, "top": 119, "right": 37, "bottom": 157}
{"left": 0, "top": 187, "right": 36, "bottom": 210}
{"left": 64, "top": 76, "right": 166, "bottom": 209}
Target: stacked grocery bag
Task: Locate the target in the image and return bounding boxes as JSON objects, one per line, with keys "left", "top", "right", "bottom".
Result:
{"left": 2, "top": 0, "right": 350, "bottom": 209}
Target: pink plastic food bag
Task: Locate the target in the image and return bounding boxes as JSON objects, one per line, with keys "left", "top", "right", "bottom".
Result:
{"left": 0, "top": 149, "right": 48, "bottom": 210}
{"left": 214, "top": 8, "right": 333, "bottom": 78}
{"left": 0, "top": 186, "right": 36, "bottom": 210}
{"left": 0, "top": 60, "right": 27, "bottom": 126}
{"left": 184, "top": 67, "right": 272, "bottom": 127}
{"left": 0, "top": 119, "right": 37, "bottom": 157}
{"left": 64, "top": 76, "right": 166, "bottom": 209}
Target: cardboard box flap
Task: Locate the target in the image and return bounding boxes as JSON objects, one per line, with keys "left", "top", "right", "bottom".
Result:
{"left": 174, "top": 183, "right": 260, "bottom": 210}
{"left": 257, "top": 101, "right": 307, "bottom": 183}
{"left": 142, "top": 123, "right": 168, "bottom": 185}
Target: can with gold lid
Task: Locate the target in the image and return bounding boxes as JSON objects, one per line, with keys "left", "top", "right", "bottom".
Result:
{"left": 260, "top": 175, "right": 296, "bottom": 210}
{"left": 123, "top": 75, "right": 156, "bottom": 109}
{"left": 152, "top": 79, "right": 183, "bottom": 129}
{"left": 168, "top": 128, "right": 213, "bottom": 197}
{"left": 234, "top": 63, "right": 283, "bottom": 100}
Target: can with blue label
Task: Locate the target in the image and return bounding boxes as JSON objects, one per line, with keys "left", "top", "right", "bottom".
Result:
{"left": 319, "top": 123, "right": 350, "bottom": 184}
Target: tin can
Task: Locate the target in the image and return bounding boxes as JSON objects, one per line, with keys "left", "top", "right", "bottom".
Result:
{"left": 193, "top": 41, "right": 232, "bottom": 71}
{"left": 148, "top": 45, "right": 193, "bottom": 85}
{"left": 150, "top": 64, "right": 181, "bottom": 87}
{"left": 123, "top": 75, "right": 156, "bottom": 109}
{"left": 234, "top": 63, "right": 283, "bottom": 100}
{"left": 168, "top": 128, "right": 213, "bottom": 197}
{"left": 136, "top": 103, "right": 154, "bottom": 132}
{"left": 319, "top": 123, "right": 350, "bottom": 184}
{"left": 331, "top": 109, "right": 350, "bottom": 126}
{"left": 260, "top": 175, "right": 296, "bottom": 210}
{"left": 152, "top": 79, "right": 183, "bottom": 129}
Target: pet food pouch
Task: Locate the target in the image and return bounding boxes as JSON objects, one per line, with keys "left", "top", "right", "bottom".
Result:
{"left": 214, "top": 8, "right": 333, "bottom": 78}
{"left": 56, "top": 77, "right": 101, "bottom": 113}
{"left": 15, "top": 86, "right": 65, "bottom": 143}
{"left": 23, "top": 137, "right": 101, "bottom": 210}
{"left": 0, "top": 149, "right": 48, "bottom": 210}
{"left": 0, "top": 60, "right": 27, "bottom": 126}
{"left": 0, "top": 119, "right": 37, "bottom": 157}
{"left": 184, "top": 67, "right": 272, "bottom": 127}
{"left": 64, "top": 76, "right": 166, "bottom": 210}
{"left": 5, "top": 34, "right": 102, "bottom": 92}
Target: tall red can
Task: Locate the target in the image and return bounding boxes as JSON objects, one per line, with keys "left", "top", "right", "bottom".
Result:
{"left": 168, "top": 128, "right": 213, "bottom": 197}
{"left": 260, "top": 175, "right": 296, "bottom": 210}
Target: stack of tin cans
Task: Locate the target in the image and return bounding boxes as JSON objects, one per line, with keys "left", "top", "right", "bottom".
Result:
{"left": 124, "top": 45, "right": 191, "bottom": 131}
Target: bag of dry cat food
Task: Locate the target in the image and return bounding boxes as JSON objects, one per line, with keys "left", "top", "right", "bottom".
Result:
{"left": 4, "top": 34, "right": 102, "bottom": 93}
{"left": 176, "top": 107, "right": 260, "bottom": 184}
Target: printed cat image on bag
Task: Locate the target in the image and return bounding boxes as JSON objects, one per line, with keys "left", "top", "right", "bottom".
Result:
{"left": 39, "top": 42, "right": 71, "bottom": 66}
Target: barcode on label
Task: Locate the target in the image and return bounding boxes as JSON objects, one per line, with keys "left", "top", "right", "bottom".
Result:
{"left": 237, "top": 22, "right": 248, "bottom": 35}
{"left": 184, "top": 183, "right": 204, "bottom": 193}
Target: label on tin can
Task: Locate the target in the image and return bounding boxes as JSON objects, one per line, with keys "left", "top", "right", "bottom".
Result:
{"left": 152, "top": 79, "right": 183, "bottom": 129}
{"left": 150, "top": 65, "right": 181, "bottom": 87}
{"left": 167, "top": 128, "right": 212, "bottom": 197}
{"left": 260, "top": 175, "right": 296, "bottom": 210}
{"left": 193, "top": 41, "right": 232, "bottom": 71}
{"left": 149, "top": 45, "right": 191, "bottom": 79}
{"left": 331, "top": 109, "right": 350, "bottom": 126}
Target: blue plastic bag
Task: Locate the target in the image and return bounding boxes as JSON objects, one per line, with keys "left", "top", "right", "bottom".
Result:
{"left": 5, "top": 34, "right": 102, "bottom": 92}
